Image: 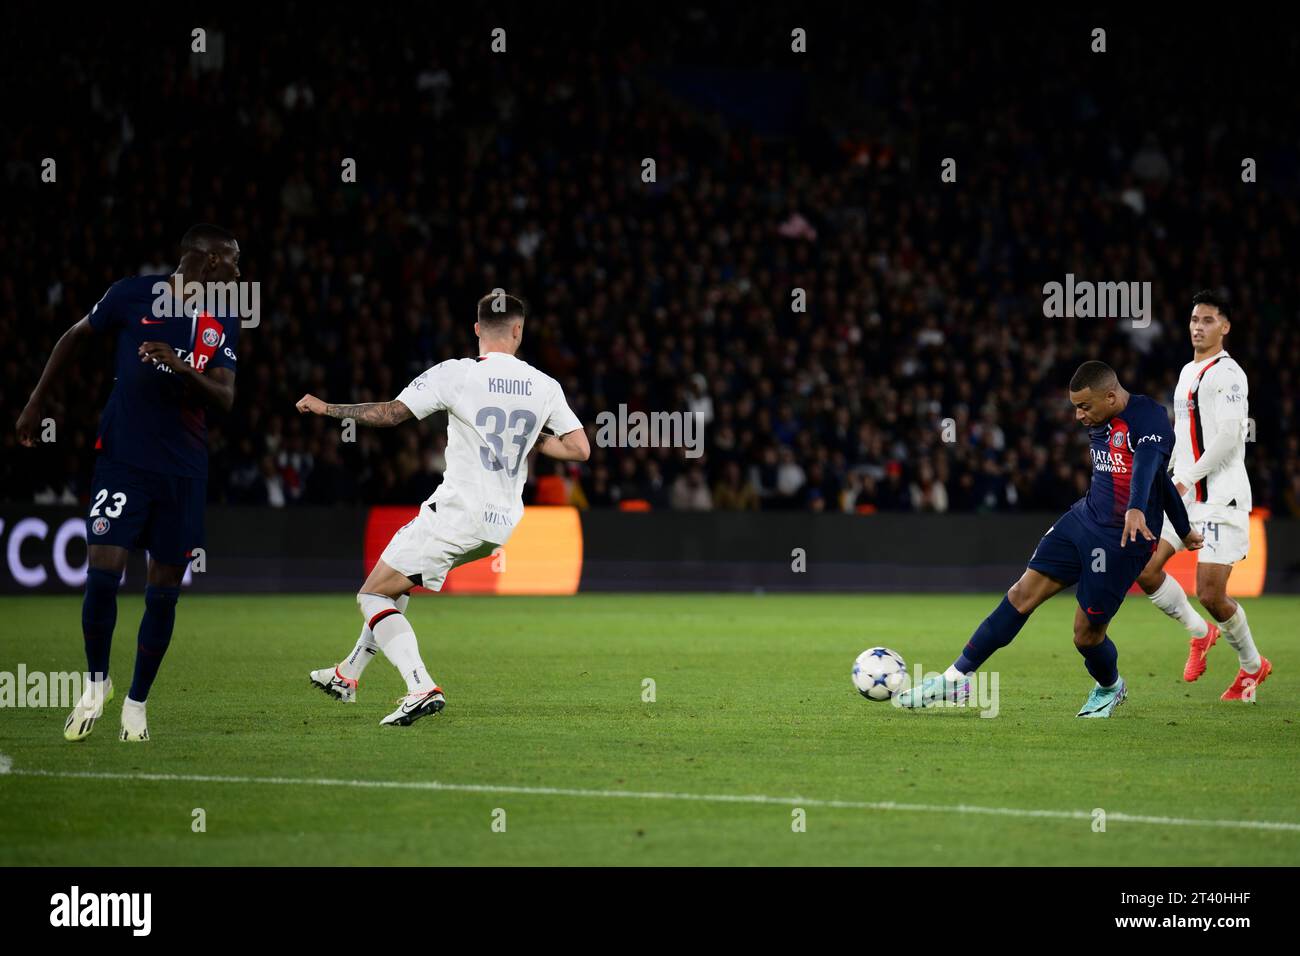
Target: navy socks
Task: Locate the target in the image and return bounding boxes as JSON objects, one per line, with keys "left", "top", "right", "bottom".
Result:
{"left": 128, "top": 586, "right": 180, "bottom": 702}
{"left": 1077, "top": 636, "right": 1120, "bottom": 688}
{"left": 81, "top": 570, "right": 182, "bottom": 698}
{"left": 81, "top": 567, "right": 120, "bottom": 682}
{"left": 954, "top": 595, "right": 1030, "bottom": 674}
{"left": 952, "top": 591, "right": 1120, "bottom": 687}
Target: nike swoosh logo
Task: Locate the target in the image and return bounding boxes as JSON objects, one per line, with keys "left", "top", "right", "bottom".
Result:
{"left": 140, "top": 317, "right": 166, "bottom": 325}
{"left": 1086, "top": 607, "right": 1104, "bottom": 615}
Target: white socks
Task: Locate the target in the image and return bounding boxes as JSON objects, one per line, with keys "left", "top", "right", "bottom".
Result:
{"left": 1147, "top": 575, "right": 1208, "bottom": 637}
{"left": 78, "top": 677, "right": 112, "bottom": 709}
{"left": 1218, "top": 603, "right": 1261, "bottom": 672}
{"left": 357, "top": 592, "right": 436, "bottom": 694}
{"left": 1149, "top": 575, "right": 1262, "bottom": 672}
{"left": 339, "top": 594, "right": 408, "bottom": 681}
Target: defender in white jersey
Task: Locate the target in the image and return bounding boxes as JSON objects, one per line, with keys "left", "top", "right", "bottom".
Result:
{"left": 1135, "top": 291, "right": 1270, "bottom": 701}
{"left": 295, "top": 293, "right": 589, "bottom": 725}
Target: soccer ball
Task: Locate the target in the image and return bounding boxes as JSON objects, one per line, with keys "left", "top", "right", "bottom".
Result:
{"left": 852, "top": 647, "right": 910, "bottom": 701}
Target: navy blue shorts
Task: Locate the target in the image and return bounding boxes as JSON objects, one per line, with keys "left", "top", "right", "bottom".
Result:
{"left": 86, "top": 457, "right": 206, "bottom": 566}
{"left": 1026, "top": 509, "right": 1156, "bottom": 624}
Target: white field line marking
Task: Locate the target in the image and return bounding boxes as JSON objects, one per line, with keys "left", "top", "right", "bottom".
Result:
{"left": 2, "top": 759, "right": 1298, "bottom": 833}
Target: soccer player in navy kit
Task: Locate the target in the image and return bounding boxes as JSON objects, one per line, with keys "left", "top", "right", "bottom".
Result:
{"left": 898, "top": 361, "right": 1204, "bottom": 716}
{"left": 16, "top": 224, "right": 241, "bottom": 741}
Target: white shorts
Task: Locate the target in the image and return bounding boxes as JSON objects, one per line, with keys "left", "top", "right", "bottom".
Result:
{"left": 1160, "top": 502, "right": 1250, "bottom": 565}
{"left": 380, "top": 502, "right": 498, "bottom": 591}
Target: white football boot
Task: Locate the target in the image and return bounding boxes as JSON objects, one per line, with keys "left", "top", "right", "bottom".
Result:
{"left": 119, "top": 697, "right": 149, "bottom": 742}
{"left": 64, "top": 678, "right": 114, "bottom": 741}
{"left": 309, "top": 667, "right": 358, "bottom": 703}
{"left": 380, "top": 687, "right": 445, "bottom": 727}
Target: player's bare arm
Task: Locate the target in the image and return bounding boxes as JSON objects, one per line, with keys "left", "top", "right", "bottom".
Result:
{"left": 536, "top": 427, "right": 591, "bottom": 462}
{"left": 139, "top": 341, "right": 236, "bottom": 412}
{"left": 15, "top": 315, "right": 96, "bottom": 446}
{"left": 295, "top": 394, "right": 414, "bottom": 427}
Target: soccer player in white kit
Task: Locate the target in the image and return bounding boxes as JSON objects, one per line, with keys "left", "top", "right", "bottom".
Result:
{"left": 295, "top": 292, "right": 589, "bottom": 726}
{"left": 1135, "top": 290, "right": 1271, "bottom": 701}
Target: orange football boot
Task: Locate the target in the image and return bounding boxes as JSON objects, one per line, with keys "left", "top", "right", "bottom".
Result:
{"left": 1183, "top": 622, "right": 1220, "bottom": 682}
{"left": 1221, "top": 658, "right": 1272, "bottom": 701}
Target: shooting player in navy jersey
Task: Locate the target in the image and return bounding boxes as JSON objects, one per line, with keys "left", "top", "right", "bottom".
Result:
{"left": 898, "top": 361, "right": 1205, "bottom": 717}
{"left": 16, "top": 224, "right": 241, "bottom": 741}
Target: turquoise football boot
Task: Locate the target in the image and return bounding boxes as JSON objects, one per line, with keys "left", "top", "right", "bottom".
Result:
{"left": 895, "top": 674, "right": 970, "bottom": 709}
{"left": 1076, "top": 678, "right": 1127, "bottom": 718}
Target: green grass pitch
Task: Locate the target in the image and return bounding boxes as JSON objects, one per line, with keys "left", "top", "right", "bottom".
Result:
{"left": 0, "top": 592, "right": 1296, "bottom": 866}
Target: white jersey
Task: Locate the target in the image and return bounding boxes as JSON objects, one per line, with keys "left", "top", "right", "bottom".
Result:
{"left": 1170, "top": 350, "right": 1251, "bottom": 512}
{"left": 396, "top": 352, "right": 582, "bottom": 544}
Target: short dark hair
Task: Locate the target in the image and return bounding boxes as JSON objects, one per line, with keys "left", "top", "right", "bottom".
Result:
{"left": 1190, "top": 289, "right": 1230, "bottom": 321}
{"left": 179, "top": 223, "right": 236, "bottom": 255}
{"left": 476, "top": 291, "right": 527, "bottom": 327}
{"left": 1069, "top": 360, "right": 1118, "bottom": 393}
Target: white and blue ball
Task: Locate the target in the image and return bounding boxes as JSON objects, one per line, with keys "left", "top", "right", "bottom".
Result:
{"left": 852, "top": 647, "right": 909, "bottom": 701}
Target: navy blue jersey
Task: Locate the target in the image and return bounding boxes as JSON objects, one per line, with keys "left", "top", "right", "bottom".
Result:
{"left": 88, "top": 275, "right": 239, "bottom": 478}
{"left": 1071, "top": 393, "right": 1175, "bottom": 537}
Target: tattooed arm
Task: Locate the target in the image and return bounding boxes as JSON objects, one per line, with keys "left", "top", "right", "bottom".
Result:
{"left": 295, "top": 394, "right": 413, "bottom": 427}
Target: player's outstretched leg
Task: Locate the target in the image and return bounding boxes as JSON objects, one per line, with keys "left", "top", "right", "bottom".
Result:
{"left": 1074, "top": 609, "right": 1126, "bottom": 718}
{"left": 356, "top": 560, "right": 444, "bottom": 727}
{"left": 1195, "top": 565, "right": 1270, "bottom": 701}
{"left": 309, "top": 593, "right": 410, "bottom": 703}
{"left": 1136, "top": 543, "right": 1217, "bottom": 682}
{"left": 897, "top": 569, "right": 1062, "bottom": 709}
{"left": 65, "top": 546, "right": 126, "bottom": 741}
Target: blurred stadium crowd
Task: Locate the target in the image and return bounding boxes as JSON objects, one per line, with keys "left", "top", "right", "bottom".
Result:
{"left": 5, "top": 5, "right": 1300, "bottom": 515}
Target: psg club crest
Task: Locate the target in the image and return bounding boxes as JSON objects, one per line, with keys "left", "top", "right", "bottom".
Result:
{"left": 91, "top": 517, "right": 110, "bottom": 535}
{"left": 1112, "top": 431, "right": 1126, "bottom": 448}
{"left": 202, "top": 327, "right": 221, "bottom": 347}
